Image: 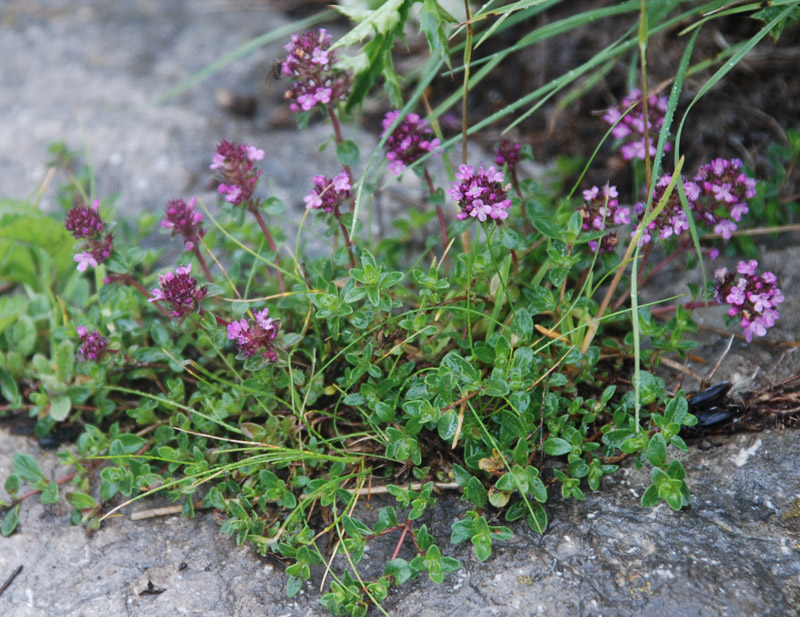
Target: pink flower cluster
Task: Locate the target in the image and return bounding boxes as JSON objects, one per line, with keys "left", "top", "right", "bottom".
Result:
{"left": 210, "top": 141, "right": 265, "bottom": 206}
{"left": 714, "top": 260, "right": 784, "bottom": 342}
{"left": 149, "top": 264, "right": 207, "bottom": 319}
{"left": 304, "top": 169, "right": 351, "bottom": 214}
{"left": 633, "top": 174, "right": 699, "bottom": 245}
{"left": 579, "top": 185, "right": 630, "bottom": 253}
{"left": 76, "top": 325, "right": 110, "bottom": 362}
{"left": 161, "top": 197, "right": 205, "bottom": 250}
{"left": 494, "top": 139, "right": 522, "bottom": 173}
{"left": 281, "top": 29, "right": 350, "bottom": 113}
{"left": 692, "top": 158, "right": 757, "bottom": 240}
{"left": 227, "top": 308, "right": 279, "bottom": 362}
{"left": 603, "top": 90, "right": 671, "bottom": 161}
{"left": 65, "top": 200, "right": 114, "bottom": 272}
{"left": 381, "top": 111, "right": 441, "bottom": 176}
{"left": 633, "top": 159, "right": 757, "bottom": 245}
{"left": 448, "top": 164, "right": 512, "bottom": 223}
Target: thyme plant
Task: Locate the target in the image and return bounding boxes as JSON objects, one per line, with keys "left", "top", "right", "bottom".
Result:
{"left": 2, "top": 2, "right": 798, "bottom": 615}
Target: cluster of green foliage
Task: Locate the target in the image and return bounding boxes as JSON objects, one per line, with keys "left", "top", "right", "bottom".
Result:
{"left": 2, "top": 1, "right": 798, "bottom": 615}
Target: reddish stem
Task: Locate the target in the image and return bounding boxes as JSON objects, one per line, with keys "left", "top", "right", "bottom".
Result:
{"left": 327, "top": 107, "right": 354, "bottom": 214}
{"left": 390, "top": 520, "right": 412, "bottom": 561}
{"left": 334, "top": 211, "right": 357, "bottom": 268}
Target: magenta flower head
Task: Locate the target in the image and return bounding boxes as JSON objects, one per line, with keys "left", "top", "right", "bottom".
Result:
{"left": 210, "top": 141, "right": 265, "bottom": 207}
{"left": 150, "top": 264, "right": 207, "bottom": 319}
{"left": 714, "top": 260, "right": 784, "bottom": 342}
{"left": 448, "top": 164, "right": 512, "bottom": 223}
{"left": 304, "top": 169, "right": 351, "bottom": 214}
{"left": 381, "top": 111, "right": 441, "bottom": 176}
{"left": 162, "top": 197, "right": 206, "bottom": 250}
{"left": 227, "top": 308, "right": 279, "bottom": 362}
{"left": 692, "top": 158, "right": 757, "bottom": 240}
{"left": 76, "top": 325, "right": 111, "bottom": 362}
{"left": 632, "top": 174, "right": 699, "bottom": 244}
{"left": 494, "top": 139, "right": 523, "bottom": 173}
{"left": 65, "top": 200, "right": 104, "bottom": 240}
{"left": 65, "top": 199, "right": 114, "bottom": 272}
{"left": 603, "top": 89, "right": 671, "bottom": 161}
{"left": 579, "top": 185, "right": 630, "bottom": 253}
{"left": 281, "top": 29, "right": 350, "bottom": 113}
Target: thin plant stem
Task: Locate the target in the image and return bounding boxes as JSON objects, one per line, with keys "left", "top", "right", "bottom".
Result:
{"left": 335, "top": 211, "right": 357, "bottom": 268}
{"left": 649, "top": 299, "right": 710, "bottom": 315}
{"left": 114, "top": 274, "right": 171, "bottom": 318}
{"left": 327, "top": 106, "right": 355, "bottom": 214}
{"left": 424, "top": 167, "right": 450, "bottom": 270}
{"left": 249, "top": 207, "right": 286, "bottom": 293}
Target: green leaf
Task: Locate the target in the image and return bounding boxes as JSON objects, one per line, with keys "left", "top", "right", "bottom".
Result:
{"left": 464, "top": 476, "right": 487, "bottom": 508}
{"left": 4, "top": 474, "right": 20, "bottom": 496}
{"left": 418, "top": 0, "right": 455, "bottom": 69}
{"left": 0, "top": 366, "right": 21, "bottom": 408}
{"left": 286, "top": 575, "right": 304, "bottom": 597}
{"left": 543, "top": 437, "right": 572, "bottom": 456}
{"left": 6, "top": 315, "right": 36, "bottom": 357}
{"left": 40, "top": 481, "right": 59, "bottom": 504}
{"left": 646, "top": 433, "right": 668, "bottom": 468}
{"left": 0, "top": 210, "right": 75, "bottom": 286}
{"left": 0, "top": 295, "right": 29, "bottom": 336}
{"left": 527, "top": 504, "right": 548, "bottom": 534}
{"left": 385, "top": 558, "right": 414, "bottom": 585}
{"left": 512, "top": 309, "right": 533, "bottom": 341}
{"left": 336, "top": 140, "right": 360, "bottom": 167}
{"left": 55, "top": 340, "right": 75, "bottom": 383}
{"left": 49, "top": 394, "right": 72, "bottom": 422}
{"left": 13, "top": 453, "right": 45, "bottom": 484}
{"left": 1, "top": 504, "right": 20, "bottom": 536}
{"left": 66, "top": 491, "right": 97, "bottom": 510}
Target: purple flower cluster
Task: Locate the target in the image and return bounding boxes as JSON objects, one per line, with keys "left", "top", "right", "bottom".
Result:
{"left": 579, "top": 185, "right": 630, "bottom": 253}
{"left": 715, "top": 260, "right": 784, "bottom": 342}
{"left": 227, "top": 308, "right": 279, "bottom": 362}
{"left": 633, "top": 174, "right": 699, "bottom": 244}
{"left": 281, "top": 29, "right": 350, "bottom": 113}
{"left": 448, "top": 164, "right": 512, "bottom": 223}
{"left": 494, "top": 139, "right": 522, "bottom": 173}
{"left": 304, "top": 169, "right": 351, "bottom": 214}
{"left": 381, "top": 111, "right": 441, "bottom": 176}
{"left": 210, "top": 141, "right": 265, "bottom": 206}
{"left": 161, "top": 197, "right": 206, "bottom": 250}
{"left": 603, "top": 90, "right": 671, "bottom": 161}
{"left": 76, "top": 325, "right": 110, "bottom": 362}
{"left": 65, "top": 200, "right": 114, "bottom": 272}
{"left": 149, "top": 264, "right": 207, "bottom": 319}
{"left": 633, "top": 159, "right": 757, "bottom": 245}
{"left": 692, "top": 158, "right": 757, "bottom": 240}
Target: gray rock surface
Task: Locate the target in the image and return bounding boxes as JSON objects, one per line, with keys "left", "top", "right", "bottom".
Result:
{"left": 1, "top": 1, "right": 799, "bottom": 616}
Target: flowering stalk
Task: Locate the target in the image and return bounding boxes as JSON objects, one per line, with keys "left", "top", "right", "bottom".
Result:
{"left": 65, "top": 200, "right": 115, "bottom": 272}
{"left": 305, "top": 169, "right": 357, "bottom": 268}
{"left": 161, "top": 197, "right": 214, "bottom": 283}
{"left": 714, "top": 260, "right": 783, "bottom": 342}
{"left": 210, "top": 141, "right": 285, "bottom": 292}
{"left": 382, "top": 111, "right": 448, "bottom": 261}
{"left": 227, "top": 308, "right": 279, "bottom": 362}
{"left": 76, "top": 326, "right": 111, "bottom": 362}
{"left": 149, "top": 264, "right": 207, "bottom": 320}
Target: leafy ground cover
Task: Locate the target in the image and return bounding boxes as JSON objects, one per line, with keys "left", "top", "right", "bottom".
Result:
{"left": 2, "top": 2, "right": 800, "bottom": 616}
